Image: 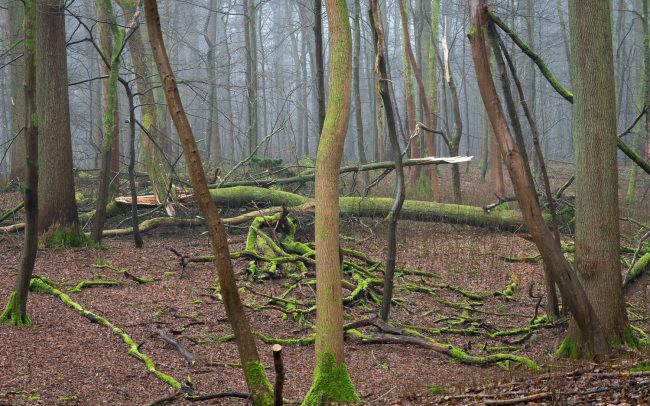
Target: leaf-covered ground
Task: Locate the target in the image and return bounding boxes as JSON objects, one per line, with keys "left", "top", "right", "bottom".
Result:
{"left": 1, "top": 204, "right": 649, "bottom": 405}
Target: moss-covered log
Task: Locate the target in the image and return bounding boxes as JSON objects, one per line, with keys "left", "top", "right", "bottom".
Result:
{"left": 0, "top": 201, "right": 24, "bottom": 224}
{"left": 624, "top": 253, "right": 650, "bottom": 287}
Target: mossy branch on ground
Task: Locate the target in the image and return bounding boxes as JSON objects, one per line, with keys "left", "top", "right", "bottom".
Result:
{"left": 29, "top": 277, "right": 184, "bottom": 391}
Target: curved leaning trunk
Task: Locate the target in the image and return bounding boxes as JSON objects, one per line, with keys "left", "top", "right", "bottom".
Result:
{"left": 468, "top": 0, "right": 610, "bottom": 358}
{"left": 142, "top": 1, "right": 273, "bottom": 403}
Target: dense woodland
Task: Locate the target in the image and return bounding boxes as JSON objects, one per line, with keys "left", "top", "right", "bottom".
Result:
{"left": 0, "top": 0, "right": 649, "bottom": 404}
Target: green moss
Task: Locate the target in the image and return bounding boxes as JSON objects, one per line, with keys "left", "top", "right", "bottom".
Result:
{"left": 556, "top": 338, "right": 581, "bottom": 359}
{"left": 47, "top": 228, "right": 99, "bottom": 250}
{"left": 623, "top": 326, "right": 643, "bottom": 349}
{"left": 29, "top": 277, "right": 183, "bottom": 391}
{"left": 58, "top": 395, "right": 78, "bottom": 402}
{"left": 244, "top": 360, "right": 274, "bottom": 406}
{"left": 0, "top": 291, "right": 31, "bottom": 326}
{"left": 428, "top": 385, "right": 445, "bottom": 395}
{"left": 468, "top": 26, "right": 477, "bottom": 37}
{"left": 630, "top": 361, "right": 650, "bottom": 372}
{"left": 302, "top": 351, "right": 359, "bottom": 405}
{"left": 68, "top": 280, "right": 121, "bottom": 293}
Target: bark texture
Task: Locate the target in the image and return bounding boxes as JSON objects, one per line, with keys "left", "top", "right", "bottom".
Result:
{"left": 36, "top": 0, "right": 80, "bottom": 240}
{"left": 469, "top": 0, "right": 610, "bottom": 358}
{"left": 305, "top": 0, "right": 358, "bottom": 403}
{"left": 568, "top": 0, "right": 629, "bottom": 345}
{"left": 143, "top": 1, "right": 273, "bottom": 403}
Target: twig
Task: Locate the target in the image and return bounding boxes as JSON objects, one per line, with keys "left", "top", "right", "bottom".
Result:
{"left": 484, "top": 392, "right": 553, "bottom": 405}
{"left": 153, "top": 328, "right": 195, "bottom": 366}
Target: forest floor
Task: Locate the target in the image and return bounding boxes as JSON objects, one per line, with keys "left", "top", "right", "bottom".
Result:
{"left": 0, "top": 164, "right": 649, "bottom": 405}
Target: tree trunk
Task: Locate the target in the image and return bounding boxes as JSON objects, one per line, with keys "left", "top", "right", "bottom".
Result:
{"left": 370, "top": 0, "right": 406, "bottom": 323}
{"left": 92, "top": 0, "right": 124, "bottom": 243}
{"left": 1, "top": 0, "right": 38, "bottom": 326}
{"left": 9, "top": 0, "right": 26, "bottom": 184}
{"left": 353, "top": 0, "right": 369, "bottom": 184}
{"left": 469, "top": 0, "right": 610, "bottom": 359}
{"left": 204, "top": 0, "right": 222, "bottom": 168}
{"left": 313, "top": 0, "right": 325, "bottom": 136}
{"left": 36, "top": 0, "right": 81, "bottom": 242}
{"left": 244, "top": 0, "right": 258, "bottom": 156}
{"left": 567, "top": 0, "right": 630, "bottom": 347}
{"left": 303, "top": 0, "right": 358, "bottom": 403}
{"left": 488, "top": 122, "right": 505, "bottom": 197}
{"left": 143, "top": 1, "right": 273, "bottom": 403}
{"left": 115, "top": 0, "right": 172, "bottom": 208}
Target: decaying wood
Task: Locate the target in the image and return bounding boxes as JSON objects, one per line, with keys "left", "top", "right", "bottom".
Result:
{"left": 153, "top": 328, "right": 195, "bottom": 366}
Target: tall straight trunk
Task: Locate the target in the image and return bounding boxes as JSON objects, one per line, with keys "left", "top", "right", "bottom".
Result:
{"left": 303, "top": 0, "right": 358, "bottom": 403}
{"left": 469, "top": 0, "right": 610, "bottom": 359}
{"left": 143, "top": 1, "right": 273, "bottom": 403}
{"left": 399, "top": 0, "right": 440, "bottom": 201}
{"left": 556, "top": 0, "right": 574, "bottom": 156}
{"left": 36, "top": 0, "right": 80, "bottom": 241}
{"left": 9, "top": 0, "right": 26, "bottom": 183}
{"left": 1, "top": 0, "right": 38, "bottom": 326}
{"left": 115, "top": 0, "right": 172, "bottom": 207}
{"left": 244, "top": 0, "right": 258, "bottom": 155}
{"left": 480, "top": 108, "right": 489, "bottom": 180}
{"left": 568, "top": 0, "right": 630, "bottom": 347}
{"left": 204, "top": 0, "right": 221, "bottom": 167}
{"left": 525, "top": 0, "right": 538, "bottom": 174}
{"left": 353, "top": 0, "right": 369, "bottom": 184}
{"left": 441, "top": 32, "right": 463, "bottom": 203}
{"left": 372, "top": 0, "right": 406, "bottom": 323}
{"left": 626, "top": 63, "right": 645, "bottom": 204}
{"left": 92, "top": 0, "right": 124, "bottom": 243}
{"left": 96, "top": 0, "right": 120, "bottom": 194}
{"left": 400, "top": 0, "right": 419, "bottom": 189}
{"left": 313, "top": 0, "right": 326, "bottom": 135}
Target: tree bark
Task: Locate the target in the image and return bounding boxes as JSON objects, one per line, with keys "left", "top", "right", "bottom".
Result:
{"left": 567, "top": 0, "right": 630, "bottom": 347}
{"left": 1, "top": 0, "right": 38, "bottom": 326}
{"left": 353, "top": 0, "right": 369, "bottom": 184}
{"left": 204, "top": 0, "right": 222, "bottom": 168}
{"left": 92, "top": 0, "right": 125, "bottom": 243}
{"left": 469, "top": 0, "right": 610, "bottom": 358}
{"left": 143, "top": 1, "right": 273, "bottom": 403}
{"left": 36, "top": 0, "right": 81, "bottom": 241}
{"left": 8, "top": 0, "right": 26, "bottom": 184}
{"left": 370, "top": 0, "right": 406, "bottom": 323}
{"left": 304, "top": 0, "right": 358, "bottom": 402}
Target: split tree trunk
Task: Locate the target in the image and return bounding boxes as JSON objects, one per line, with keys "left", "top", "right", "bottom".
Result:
{"left": 469, "top": 0, "right": 610, "bottom": 359}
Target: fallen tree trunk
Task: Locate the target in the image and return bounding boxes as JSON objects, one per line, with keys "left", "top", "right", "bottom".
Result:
{"left": 2, "top": 186, "right": 532, "bottom": 235}
{"left": 209, "top": 156, "right": 472, "bottom": 188}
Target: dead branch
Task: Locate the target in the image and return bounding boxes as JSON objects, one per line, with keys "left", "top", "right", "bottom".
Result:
{"left": 153, "top": 328, "right": 195, "bottom": 366}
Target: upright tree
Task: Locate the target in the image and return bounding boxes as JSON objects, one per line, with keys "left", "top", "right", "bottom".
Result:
{"left": 303, "top": 0, "right": 358, "bottom": 403}
{"left": 91, "top": 0, "right": 126, "bottom": 243}
{"left": 567, "top": 0, "right": 630, "bottom": 348}
{"left": 143, "top": 1, "right": 273, "bottom": 403}
{"left": 1, "top": 0, "right": 38, "bottom": 326}
{"left": 8, "top": 0, "right": 25, "bottom": 184}
{"left": 36, "top": 0, "right": 81, "bottom": 243}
